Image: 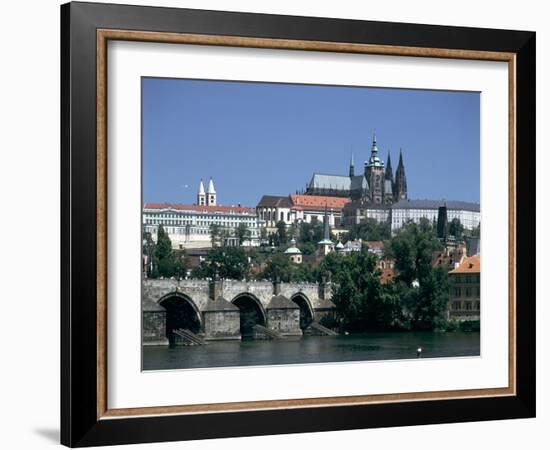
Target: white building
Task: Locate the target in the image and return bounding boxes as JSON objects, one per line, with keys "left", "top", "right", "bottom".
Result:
{"left": 390, "top": 199, "right": 480, "bottom": 231}
{"left": 256, "top": 194, "right": 350, "bottom": 229}
{"left": 143, "top": 179, "right": 264, "bottom": 249}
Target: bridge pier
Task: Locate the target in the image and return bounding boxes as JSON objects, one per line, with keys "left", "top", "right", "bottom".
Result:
{"left": 202, "top": 296, "right": 241, "bottom": 341}
{"left": 142, "top": 298, "right": 169, "bottom": 346}
{"left": 266, "top": 295, "right": 302, "bottom": 337}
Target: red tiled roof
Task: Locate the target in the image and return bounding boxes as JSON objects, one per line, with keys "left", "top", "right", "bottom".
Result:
{"left": 365, "top": 241, "right": 384, "bottom": 248}
{"left": 289, "top": 195, "right": 351, "bottom": 210}
{"left": 449, "top": 256, "right": 480, "bottom": 274}
{"left": 143, "top": 203, "right": 255, "bottom": 215}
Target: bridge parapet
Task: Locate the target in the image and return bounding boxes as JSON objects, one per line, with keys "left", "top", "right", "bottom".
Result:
{"left": 142, "top": 278, "right": 333, "bottom": 310}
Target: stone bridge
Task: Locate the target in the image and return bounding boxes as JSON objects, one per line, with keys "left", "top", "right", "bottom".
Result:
{"left": 142, "top": 278, "right": 336, "bottom": 345}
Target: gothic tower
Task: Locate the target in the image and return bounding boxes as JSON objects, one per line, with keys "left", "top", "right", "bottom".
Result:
{"left": 385, "top": 152, "right": 393, "bottom": 184}
{"left": 197, "top": 179, "right": 206, "bottom": 206}
{"left": 206, "top": 177, "right": 217, "bottom": 206}
{"left": 349, "top": 153, "right": 355, "bottom": 177}
{"left": 394, "top": 149, "right": 408, "bottom": 201}
{"left": 364, "top": 133, "right": 385, "bottom": 205}
{"left": 384, "top": 152, "right": 394, "bottom": 205}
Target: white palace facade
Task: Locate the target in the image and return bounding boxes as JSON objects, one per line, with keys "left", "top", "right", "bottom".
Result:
{"left": 143, "top": 178, "right": 264, "bottom": 249}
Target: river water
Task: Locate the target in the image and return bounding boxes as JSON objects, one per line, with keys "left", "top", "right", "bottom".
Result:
{"left": 142, "top": 331, "right": 480, "bottom": 371}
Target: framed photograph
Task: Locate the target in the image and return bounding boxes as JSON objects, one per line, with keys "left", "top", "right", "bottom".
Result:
{"left": 61, "top": 2, "right": 535, "bottom": 447}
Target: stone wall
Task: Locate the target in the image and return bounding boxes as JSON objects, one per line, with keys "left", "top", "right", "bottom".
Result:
{"left": 203, "top": 311, "right": 241, "bottom": 340}
{"left": 142, "top": 311, "right": 169, "bottom": 346}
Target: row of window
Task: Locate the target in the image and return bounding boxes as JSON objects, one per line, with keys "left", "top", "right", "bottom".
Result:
{"left": 451, "top": 301, "right": 480, "bottom": 311}
{"left": 144, "top": 218, "right": 258, "bottom": 228}
{"left": 452, "top": 275, "right": 481, "bottom": 284}
{"left": 453, "top": 287, "right": 481, "bottom": 297}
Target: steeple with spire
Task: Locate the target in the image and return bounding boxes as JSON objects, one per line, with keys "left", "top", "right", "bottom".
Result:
{"left": 317, "top": 204, "right": 334, "bottom": 256}
{"left": 394, "top": 148, "right": 408, "bottom": 201}
{"left": 349, "top": 152, "right": 355, "bottom": 177}
{"left": 385, "top": 152, "right": 393, "bottom": 182}
{"left": 197, "top": 178, "right": 206, "bottom": 206}
{"left": 206, "top": 177, "right": 217, "bottom": 206}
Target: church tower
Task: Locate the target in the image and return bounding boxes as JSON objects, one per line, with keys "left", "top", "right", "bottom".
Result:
{"left": 197, "top": 179, "right": 206, "bottom": 206}
{"left": 207, "top": 177, "right": 217, "bottom": 206}
{"left": 364, "top": 133, "right": 385, "bottom": 205}
{"left": 394, "top": 149, "right": 408, "bottom": 201}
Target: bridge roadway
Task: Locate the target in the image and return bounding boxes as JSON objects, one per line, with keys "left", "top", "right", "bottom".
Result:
{"left": 142, "top": 278, "right": 336, "bottom": 345}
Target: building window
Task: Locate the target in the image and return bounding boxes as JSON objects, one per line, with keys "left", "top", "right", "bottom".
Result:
{"left": 475, "top": 301, "right": 480, "bottom": 311}
{"left": 453, "top": 301, "right": 461, "bottom": 310}
{"left": 465, "top": 302, "right": 472, "bottom": 310}
{"left": 476, "top": 287, "right": 480, "bottom": 297}
{"left": 466, "top": 287, "right": 472, "bottom": 297}
{"left": 454, "top": 287, "right": 461, "bottom": 297}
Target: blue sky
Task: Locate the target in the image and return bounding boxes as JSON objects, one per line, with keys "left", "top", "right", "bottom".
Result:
{"left": 142, "top": 78, "right": 480, "bottom": 207}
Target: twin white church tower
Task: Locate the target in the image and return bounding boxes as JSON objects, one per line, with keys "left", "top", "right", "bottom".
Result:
{"left": 197, "top": 178, "right": 217, "bottom": 206}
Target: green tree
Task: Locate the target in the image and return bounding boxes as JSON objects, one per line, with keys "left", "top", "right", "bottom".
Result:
{"left": 386, "top": 220, "right": 450, "bottom": 330}
{"left": 236, "top": 223, "right": 251, "bottom": 246}
{"left": 275, "top": 220, "right": 287, "bottom": 246}
{"left": 387, "top": 219, "right": 442, "bottom": 287}
{"left": 344, "top": 219, "right": 391, "bottom": 242}
{"left": 209, "top": 223, "right": 222, "bottom": 247}
{"left": 298, "top": 241, "right": 317, "bottom": 255}
{"left": 261, "top": 252, "right": 293, "bottom": 282}
{"left": 298, "top": 219, "right": 324, "bottom": 245}
{"left": 319, "top": 247, "right": 383, "bottom": 331}
{"left": 192, "top": 247, "right": 249, "bottom": 280}
{"left": 448, "top": 218, "right": 464, "bottom": 239}
{"left": 409, "top": 267, "right": 449, "bottom": 330}
{"left": 153, "top": 225, "right": 176, "bottom": 278}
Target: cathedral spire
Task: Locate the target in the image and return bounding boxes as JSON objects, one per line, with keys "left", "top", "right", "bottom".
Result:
{"left": 394, "top": 148, "right": 408, "bottom": 201}
{"left": 349, "top": 152, "right": 355, "bottom": 177}
{"left": 385, "top": 152, "right": 393, "bottom": 182}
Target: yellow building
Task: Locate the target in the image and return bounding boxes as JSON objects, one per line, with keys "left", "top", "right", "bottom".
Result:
{"left": 447, "top": 256, "right": 480, "bottom": 322}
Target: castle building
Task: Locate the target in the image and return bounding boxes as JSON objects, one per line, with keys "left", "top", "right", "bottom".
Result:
{"left": 256, "top": 194, "right": 350, "bottom": 229}
{"left": 256, "top": 132, "right": 480, "bottom": 234}
{"left": 143, "top": 179, "right": 264, "bottom": 249}
{"left": 390, "top": 199, "right": 480, "bottom": 231}
{"left": 305, "top": 134, "right": 408, "bottom": 204}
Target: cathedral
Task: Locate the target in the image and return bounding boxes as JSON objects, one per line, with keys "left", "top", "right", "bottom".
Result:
{"left": 305, "top": 134, "right": 408, "bottom": 206}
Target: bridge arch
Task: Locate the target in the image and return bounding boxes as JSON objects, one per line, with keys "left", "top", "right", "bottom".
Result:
{"left": 158, "top": 292, "right": 202, "bottom": 344}
{"left": 290, "top": 293, "right": 315, "bottom": 330}
{"left": 231, "top": 293, "right": 267, "bottom": 338}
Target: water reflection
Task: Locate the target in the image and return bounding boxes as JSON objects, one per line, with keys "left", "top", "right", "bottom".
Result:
{"left": 143, "top": 331, "right": 480, "bottom": 371}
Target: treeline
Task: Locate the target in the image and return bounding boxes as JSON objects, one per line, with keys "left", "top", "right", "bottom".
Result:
{"left": 323, "top": 219, "right": 449, "bottom": 332}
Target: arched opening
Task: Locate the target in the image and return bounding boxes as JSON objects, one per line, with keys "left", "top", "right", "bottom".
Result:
{"left": 159, "top": 293, "right": 202, "bottom": 345}
{"left": 232, "top": 294, "right": 266, "bottom": 339}
{"left": 291, "top": 294, "right": 314, "bottom": 330}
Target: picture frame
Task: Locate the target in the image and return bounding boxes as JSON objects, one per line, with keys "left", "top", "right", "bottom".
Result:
{"left": 60, "top": 1, "right": 535, "bottom": 447}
